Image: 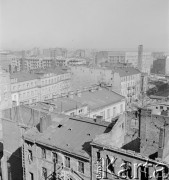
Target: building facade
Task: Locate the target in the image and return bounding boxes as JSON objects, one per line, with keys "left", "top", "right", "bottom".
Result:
{"left": 23, "top": 114, "right": 112, "bottom": 180}
{"left": 151, "top": 56, "right": 169, "bottom": 75}
{"left": 31, "top": 87, "right": 126, "bottom": 122}
{"left": 10, "top": 68, "right": 71, "bottom": 105}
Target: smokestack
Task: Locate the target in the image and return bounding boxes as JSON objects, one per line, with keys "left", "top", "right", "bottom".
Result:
{"left": 158, "top": 128, "right": 165, "bottom": 159}
{"left": 138, "top": 45, "right": 143, "bottom": 72}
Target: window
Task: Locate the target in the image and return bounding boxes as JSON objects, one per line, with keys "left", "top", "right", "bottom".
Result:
{"left": 107, "top": 109, "right": 110, "bottom": 119}
{"left": 28, "top": 150, "right": 33, "bottom": 162}
{"left": 29, "top": 172, "right": 34, "bottom": 180}
{"left": 97, "top": 151, "right": 100, "bottom": 161}
{"left": 52, "top": 152, "right": 58, "bottom": 163}
{"left": 65, "top": 156, "right": 70, "bottom": 168}
{"left": 78, "top": 161, "right": 84, "bottom": 174}
{"left": 70, "top": 112, "right": 75, "bottom": 116}
{"left": 42, "top": 167, "right": 47, "bottom": 179}
{"left": 113, "top": 107, "right": 116, "bottom": 117}
{"left": 100, "top": 111, "right": 105, "bottom": 119}
{"left": 120, "top": 104, "right": 123, "bottom": 113}
{"left": 42, "top": 148, "right": 46, "bottom": 159}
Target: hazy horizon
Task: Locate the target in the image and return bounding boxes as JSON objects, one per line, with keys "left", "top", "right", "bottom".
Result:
{"left": 1, "top": 0, "right": 169, "bottom": 51}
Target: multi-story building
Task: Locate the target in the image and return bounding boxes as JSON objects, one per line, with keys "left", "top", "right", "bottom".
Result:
{"left": 0, "top": 67, "right": 12, "bottom": 139}
{"left": 125, "top": 51, "right": 138, "bottom": 68}
{"left": 30, "top": 86, "right": 126, "bottom": 122}
{"left": 108, "top": 51, "right": 125, "bottom": 64}
{"left": 0, "top": 52, "right": 12, "bottom": 71}
{"left": 10, "top": 68, "right": 71, "bottom": 105}
{"left": 115, "top": 67, "right": 141, "bottom": 103}
{"left": 23, "top": 113, "right": 113, "bottom": 180}
{"left": 67, "top": 58, "right": 87, "bottom": 66}
{"left": 11, "top": 55, "right": 22, "bottom": 72}
{"left": 71, "top": 66, "right": 143, "bottom": 104}
{"left": 1, "top": 105, "right": 48, "bottom": 180}
{"left": 91, "top": 108, "right": 169, "bottom": 180}
{"left": 151, "top": 56, "right": 169, "bottom": 75}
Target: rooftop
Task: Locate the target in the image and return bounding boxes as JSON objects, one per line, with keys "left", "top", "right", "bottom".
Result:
{"left": 113, "top": 67, "right": 141, "bottom": 77}
{"left": 24, "top": 114, "right": 114, "bottom": 159}
{"left": 31, "top": 98, "right": 87, "bottom": 114}
{"left": 10, "top": 67, "right": 68, "bottom": 82}
{"left": 70, "top": 88, "right": 125, "bottom": 111}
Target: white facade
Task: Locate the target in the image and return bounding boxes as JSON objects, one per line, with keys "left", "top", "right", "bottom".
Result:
{"left": 11, "top": 72, "right": 71, "bottom": 105}
{"left": 125, "top": 52, "right": 138, "bottom": 67}
{"left": 88, "top": 100, "right": 125, "bottom": 122}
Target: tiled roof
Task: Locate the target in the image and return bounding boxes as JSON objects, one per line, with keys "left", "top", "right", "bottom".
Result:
{"left": 24, "top": 114, "right": 114, "bottom": 159}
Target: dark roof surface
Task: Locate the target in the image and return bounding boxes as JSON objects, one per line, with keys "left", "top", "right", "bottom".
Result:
{"left": 24, "top": 114, "right": 114, "bottom": 159}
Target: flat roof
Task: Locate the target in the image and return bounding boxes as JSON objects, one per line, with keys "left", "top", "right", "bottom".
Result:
{"left": 68, "top": 88, "right": 125, "bottom": 111}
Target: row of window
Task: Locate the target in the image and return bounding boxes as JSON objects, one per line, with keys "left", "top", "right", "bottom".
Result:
{"left": 121, "top": 75, "right": 140, "bottom": 82}
{"left": 93, "top": 104, "right": 124, "bottom": 120}
{"left": 28, "top": 148, "right": 85, "bottom": 180}
{"left": 18, "top": 89, "right": 38, "bottom": 99}
{"left": 12, "top": 80, "right": 37, "bottom": 91}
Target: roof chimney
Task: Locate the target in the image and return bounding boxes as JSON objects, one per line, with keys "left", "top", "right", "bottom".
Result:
{"left": 158, "top": 128, "right": 165, "bottom": 159}
{"left": 39, "top": 114, "right": 51, "bottom": 133}
{"left": 69, "top": 91, "right": 74, "bottom": 99}
{"left": 76, "top": 90, "right": 81, "bottom": 97}
{"left": 94, "top": 115, "right": 103, "bottom": 122}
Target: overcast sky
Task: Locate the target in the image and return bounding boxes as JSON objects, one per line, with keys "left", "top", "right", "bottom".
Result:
{"left": 1, "top": 0, "right": 169, "bottom": 51}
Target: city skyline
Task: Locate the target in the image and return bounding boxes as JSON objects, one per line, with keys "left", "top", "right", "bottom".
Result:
{"left": 1, "top": 0, "right": 169, "bottom": 51}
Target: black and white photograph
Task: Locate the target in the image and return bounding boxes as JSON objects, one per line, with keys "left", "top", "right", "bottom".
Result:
{"left": 0, "top": 0, "right": 169, "bottom": 179}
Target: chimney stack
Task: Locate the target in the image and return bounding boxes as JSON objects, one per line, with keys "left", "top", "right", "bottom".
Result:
{"left": 69, "top": 91, "right": 74, "bottom": 99}
{"left": 39, "top": 114, "right": 51, "bottom": 133}
{"left": 76, "top": 90, "right": 81, "bottom": 97}
{"left": 158, "top": 128, "right": 165, "bottom": 159}
{"left": 94, "top": 115, "right": 103, "bottom": 122}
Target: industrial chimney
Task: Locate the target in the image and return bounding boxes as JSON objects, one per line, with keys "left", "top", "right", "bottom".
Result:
{"left": 138, "top": 45, "right": 143, "bottom": 72}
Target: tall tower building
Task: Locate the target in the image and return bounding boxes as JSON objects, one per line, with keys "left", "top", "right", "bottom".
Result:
{"left": 138, "top": 45, "right": 143, "bottom": 72}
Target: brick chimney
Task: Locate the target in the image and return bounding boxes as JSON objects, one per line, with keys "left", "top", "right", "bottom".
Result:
{"left": 39, "top": 114, "right": 52, "bottom": 133}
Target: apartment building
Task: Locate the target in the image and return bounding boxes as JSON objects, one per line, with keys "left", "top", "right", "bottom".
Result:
{"left": 1, "top": 105, "right": 48, "bottom": 180}
{"left": 151, "top": 56, "right": 169, "bottom": 75}
{"left": 91, "top": 108, "right": 169, "bottom": 180}
{"left": 10, "top": 55, "right": 22, "bottom": 72}
{"left": 115, "top": 67, "right": 141, "bottom": 103}
{"left": 0, "top": 52, "right": 12, "bottom": 71}
{"left": 125, "top": 51, "right": 138, "bottom": 67}
{"left": 23, "top": 113, "right": 113, "bottom": 180}
{"left": 10, "top": 68, "right": 71, "bottom": 105}
{"left": 30, "top": 86, "right": 126, "bottom": 122}
{"left": 108, "top": 51, "right": 125, "bottom": 64}
{"left": 71, "top": 66, "right": 143, "bottom": 104}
